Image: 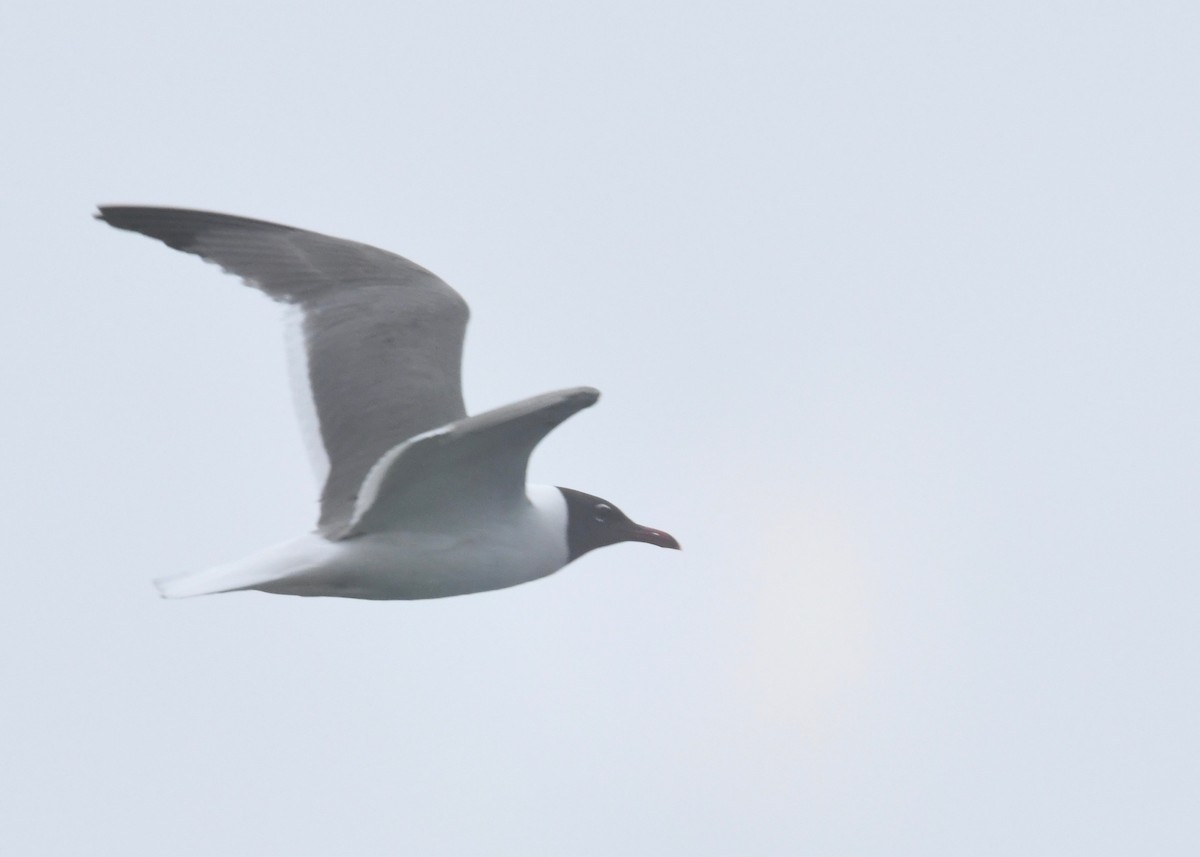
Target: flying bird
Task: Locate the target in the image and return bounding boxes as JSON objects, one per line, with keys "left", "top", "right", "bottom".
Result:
{"left": 97, "top": 207, "right": 679, "bottom": 599}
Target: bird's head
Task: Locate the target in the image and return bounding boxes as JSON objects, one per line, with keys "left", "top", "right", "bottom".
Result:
{"left": 557, "top": 487, "right": 680, "bottom": 561}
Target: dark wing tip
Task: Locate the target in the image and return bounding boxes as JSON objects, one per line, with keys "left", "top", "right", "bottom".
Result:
{"left": 571, "top": 386, "right": 601, "bottom": 407}
{"left": 552, "top": 386, "right": 601, "bottom": 420}
{"left": 94, "top": 205, "right": 298, "bottom": 253}
{"left": 545, "top": 387, "right": 600, "bottom": 427}
{"left": 95, "top": 205, "right": 208, "bottom": 252}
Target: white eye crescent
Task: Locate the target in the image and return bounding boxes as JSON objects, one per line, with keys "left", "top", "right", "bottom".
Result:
{"left": 593, "top": 503, "right": 614, "bottom": 523}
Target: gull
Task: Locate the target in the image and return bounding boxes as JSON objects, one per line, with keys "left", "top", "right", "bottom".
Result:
{"left": 98, "top": 207, "right": 679, "bottom": 599}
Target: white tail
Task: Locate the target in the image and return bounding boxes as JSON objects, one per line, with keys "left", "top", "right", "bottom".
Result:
{"left": 155, "top": 535, "right": 337, "bottom": 598}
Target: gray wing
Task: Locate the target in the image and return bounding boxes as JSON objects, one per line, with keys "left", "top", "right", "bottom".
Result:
{"left": 97, "top": 206, "right": 470, "bottom": 534}
{"left": 338, "top": 387, "right": 600, "bottom": 539}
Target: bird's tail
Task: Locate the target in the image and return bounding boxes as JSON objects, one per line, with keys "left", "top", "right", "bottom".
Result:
{"left": 155, "top": 535, "right": 335, "bottom": 598}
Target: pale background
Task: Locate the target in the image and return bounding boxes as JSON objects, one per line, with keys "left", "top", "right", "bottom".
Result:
{"left": 2, "top": 2, "right": 1197, "bottom": 854}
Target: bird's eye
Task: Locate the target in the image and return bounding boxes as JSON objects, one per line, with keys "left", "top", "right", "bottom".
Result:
{"left": 593, "top": 503, "right": 614, "bottom": 523}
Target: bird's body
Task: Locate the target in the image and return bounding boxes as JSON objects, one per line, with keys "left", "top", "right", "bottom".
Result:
{"left": 158, "top": 485, "right": 569, "bottom": 600}
{"left": 98, "top": 206, "right": 677, "bottom": 599}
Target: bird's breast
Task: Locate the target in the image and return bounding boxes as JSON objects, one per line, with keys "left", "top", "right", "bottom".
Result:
{"left": 282, "top": 484, "right": 569, "bottom": 600}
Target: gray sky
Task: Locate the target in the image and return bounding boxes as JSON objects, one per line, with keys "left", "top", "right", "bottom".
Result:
{"left": 3, "top": 1, "right": 1197, "bottom": 854}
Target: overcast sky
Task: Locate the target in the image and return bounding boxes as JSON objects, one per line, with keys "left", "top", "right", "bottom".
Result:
{"left": 3, "top": 1, "right": 1198, "bottom": 854}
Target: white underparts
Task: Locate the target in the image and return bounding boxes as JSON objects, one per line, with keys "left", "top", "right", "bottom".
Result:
{"left": 526, "top": 483, "right": 570, "bottom": 564}
{"left": 156, "top": 484, "right": 572, "bottom": 600}
{"left": 283, "top": 305, "right": 331, "bottom": 489}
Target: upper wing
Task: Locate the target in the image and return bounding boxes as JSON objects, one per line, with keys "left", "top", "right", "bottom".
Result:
{"left": 335, "top": 387, "right": 600, "bottom": 540}
{"left": 97, "top": 206, "right": 470, "bottom": 534}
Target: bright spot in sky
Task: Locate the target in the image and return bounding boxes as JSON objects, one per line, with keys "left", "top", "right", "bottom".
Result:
{"left": 741, "top": 508, "right": 874, "bottom": 735}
